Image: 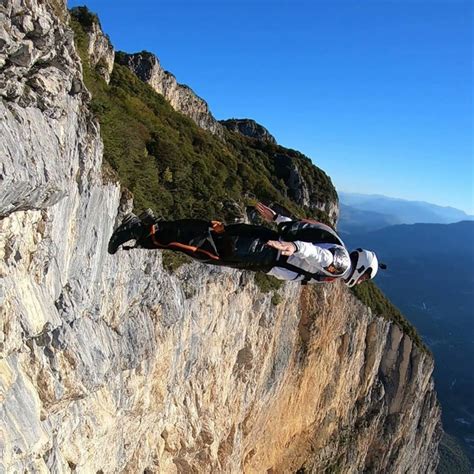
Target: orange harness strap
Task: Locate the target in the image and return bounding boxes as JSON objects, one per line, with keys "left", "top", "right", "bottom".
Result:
{"left": 149, "top": 224, "right": 220, "bottom": 261}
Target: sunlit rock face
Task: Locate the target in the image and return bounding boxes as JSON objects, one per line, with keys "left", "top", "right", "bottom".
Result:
{"left": 0, "top": 0, "right": 440, "bottom": 472}
{"left": 69, "top": 7, "right": 115, "bottom": 84}
{"left": 0, "top": 0, "right": 91, "bottom": 217}
{"left": 116, "top": 51, "right": 224, "bottom": 137}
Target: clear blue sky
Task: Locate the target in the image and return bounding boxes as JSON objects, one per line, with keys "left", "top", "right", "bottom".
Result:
{"left": 68, "top": 0, "right": 473, "bottom": 214}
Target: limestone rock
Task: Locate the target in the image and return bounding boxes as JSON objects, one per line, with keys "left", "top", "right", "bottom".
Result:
{"left": 116, "top": 50, "right": 224, "bottom": 137}
{"left": 70, "top": 7, "right": 114, "bottom": 84}
{"left": 10, "top": 40, "right": 35, "bottom": 67}
{"left": 220, "top": 118, "right": 277, "bottom": 144}
{"left": 0, "top": 0, "right": 95, "bottom": 217}
{"left": 274, "top": 152, "right": 340, "bottom": 224}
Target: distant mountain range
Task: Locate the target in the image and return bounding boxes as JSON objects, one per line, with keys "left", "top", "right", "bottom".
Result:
{"left": 338, "top": 192, "right": 474, "bottom": 234}
{"left": 343, "top": 221, "right": 474, "bottom": 464}
{"left": 342, "top": 220, "right": 474, "bottom": 257}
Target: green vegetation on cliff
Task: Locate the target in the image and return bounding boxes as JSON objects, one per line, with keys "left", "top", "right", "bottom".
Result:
{"left": 70, "top": 9, "right": 335, "bottom": 223}
{"left": 437, "top": 433, "right": 472, "bottom": 474}
{"left": 69, "top": 5, "right": 99, "bottom": 30}
{"left": 351, "top": 281, "right": 427, "bottom": 352}
{"left": 70, "top": 8, "right": 426, "bottom": 352}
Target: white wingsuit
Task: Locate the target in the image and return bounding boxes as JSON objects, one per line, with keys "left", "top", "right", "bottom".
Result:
{"left": 266, "top": 215, "right": 352, "bottom": 284}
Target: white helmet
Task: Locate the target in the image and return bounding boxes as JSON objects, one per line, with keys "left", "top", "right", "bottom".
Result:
{"left": 345, "top": 248, "right": 380, "bottom": 287}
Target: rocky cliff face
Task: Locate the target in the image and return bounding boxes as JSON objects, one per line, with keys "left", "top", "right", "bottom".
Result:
{"left": 0, "top": 0, "right": 89, "bottom": 216}
{"left": 219, "top": 119, "right": 339, "bottom": 224}
{"left": 70, "top": 7, "right": 114, "bottom": 84}
{"left": 116, "top": 51, "right": 224, "bottom": 137}
{"left": 220, "top": 118, "right": 277, "bottom": 144}
{"left": 273, "top": 152, "right": 340, "bottom": 223}
{"left": 0, "top": 1, "right": 440, "bottom": 472}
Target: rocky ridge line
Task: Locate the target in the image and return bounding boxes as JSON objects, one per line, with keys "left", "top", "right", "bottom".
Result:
{"left": 115, "top": 50, "right": 225, "bottom": 137}
{"left": 74, "top": 11, "right": 339, "bottom": 224}
{"left": 220, "top": 118, "right": 277, "bottom": 144}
